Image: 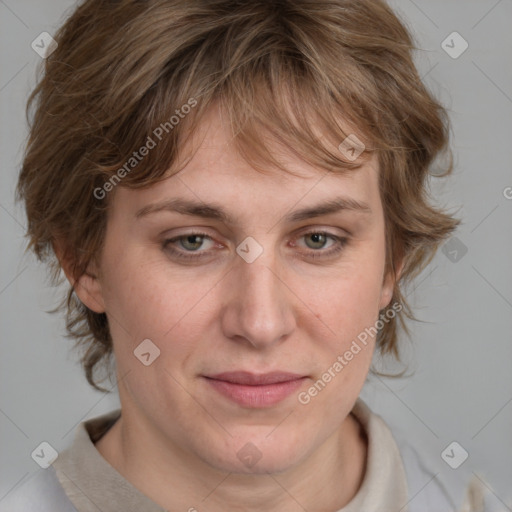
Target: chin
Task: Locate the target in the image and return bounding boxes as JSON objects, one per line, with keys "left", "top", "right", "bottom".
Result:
{"left": 217, "top": 453, "right": 302, "bottom": 476}
{"left": 199, "top": 434, "right": 306, "bottom": 476}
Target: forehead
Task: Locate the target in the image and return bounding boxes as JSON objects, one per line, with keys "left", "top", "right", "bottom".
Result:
{"left": 111, "top": 105, "right": 381, "bottom": 223}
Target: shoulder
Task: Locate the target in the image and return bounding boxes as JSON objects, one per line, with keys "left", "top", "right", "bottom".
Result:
{"left": 0, "top": 466, "right": 78, "bottom": 512}
{"left": 391, "top": 432, "right": 510, "bottom": 512}
{"left": 353, "top": 399, "right": 457, "bottom": 512}
{"left": 392, "top": 435, "right": 456, "bottom": 512}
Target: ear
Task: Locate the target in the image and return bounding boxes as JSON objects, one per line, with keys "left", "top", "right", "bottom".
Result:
{"left": 53, "top": 240, "right": 106, "bottom": 314}
{"left": 378, "top": 256, "right": 405, "bottom": 311}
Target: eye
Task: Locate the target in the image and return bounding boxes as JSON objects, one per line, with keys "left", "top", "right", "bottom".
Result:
{"left": 162, "top": 231, "right": 215, "bottom": 260}
{"left": 292, "top": 231, "right": 348, "bottom": 260}
{"left": 302, "top": 232, "right": 334, "bottom": 250}
{"left": 174, "top": 233, "right": 212, "bottom": 252}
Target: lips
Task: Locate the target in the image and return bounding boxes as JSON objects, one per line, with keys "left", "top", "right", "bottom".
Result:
{"left": 203, "top": 371, "right": 307, "bottom": 408}
{"left": 206, "top": 371, "right": 305, "bottom": 386}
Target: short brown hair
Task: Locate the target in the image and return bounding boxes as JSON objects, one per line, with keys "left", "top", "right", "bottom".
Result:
{"left": 17, "top": 0, "right": 460, "bottom": 391}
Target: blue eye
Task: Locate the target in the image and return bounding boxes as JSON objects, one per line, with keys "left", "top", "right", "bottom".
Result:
{"left": 162, "top": 231, "right": 348, "bottom": 262}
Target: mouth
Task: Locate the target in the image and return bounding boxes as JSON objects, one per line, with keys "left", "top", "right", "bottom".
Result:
{"left": 203, "top": 371, "right": 308, "bottom": 408}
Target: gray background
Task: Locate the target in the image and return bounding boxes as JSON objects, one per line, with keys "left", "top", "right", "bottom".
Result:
{"left": 1, "top": 0, "right": 511, "bottom": 509}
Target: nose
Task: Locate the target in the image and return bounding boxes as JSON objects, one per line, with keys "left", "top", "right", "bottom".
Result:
{"left": 220, "top": 243, "right": 296, "bottom": 350}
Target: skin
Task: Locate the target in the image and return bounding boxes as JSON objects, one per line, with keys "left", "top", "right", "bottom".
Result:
{"left": 59, "top": 105, "right": 402, "bottom": 512}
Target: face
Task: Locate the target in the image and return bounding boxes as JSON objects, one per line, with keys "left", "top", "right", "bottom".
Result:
{"left": 73, "top": 106, "right": 396, "bottom": 475}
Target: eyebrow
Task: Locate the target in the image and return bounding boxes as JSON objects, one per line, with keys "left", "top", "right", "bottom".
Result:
{"left": 135, "top": 196, "right": 372, "bottom": 224}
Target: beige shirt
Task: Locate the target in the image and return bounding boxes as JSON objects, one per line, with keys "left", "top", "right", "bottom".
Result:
{"left": 51, "top": 398, "right": 411, "bottom": 511}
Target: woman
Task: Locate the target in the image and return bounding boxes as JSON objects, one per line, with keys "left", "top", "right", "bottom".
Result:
{"left": 6, "top": 0, "right": 492, "bottom": 510}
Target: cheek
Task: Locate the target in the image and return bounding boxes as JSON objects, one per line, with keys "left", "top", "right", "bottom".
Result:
{"left": 311, "top": 260, "right": 385, "bottom": 338}
{"left": 296, "top": 248, "right": 385, "bottom": 401}
{"left": 100, "top": 253, "right": 219, "bottom": 359}
{"left": 302, "top": 268, "right": 382, "bottom": 404}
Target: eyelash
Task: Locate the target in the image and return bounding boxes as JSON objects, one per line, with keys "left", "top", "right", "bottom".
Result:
{"left": 162, "top": 231, "right": 348, "bottom": 262}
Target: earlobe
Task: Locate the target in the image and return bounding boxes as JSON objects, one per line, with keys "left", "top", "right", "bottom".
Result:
{"left": 379, "top": 257, "right": 405, "bottom": 311}
{"left": 53, "top": 240, "right": 106, "bottom": 314}
{"left": 378, "top": 275, "right": 394, "bottom": 311}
